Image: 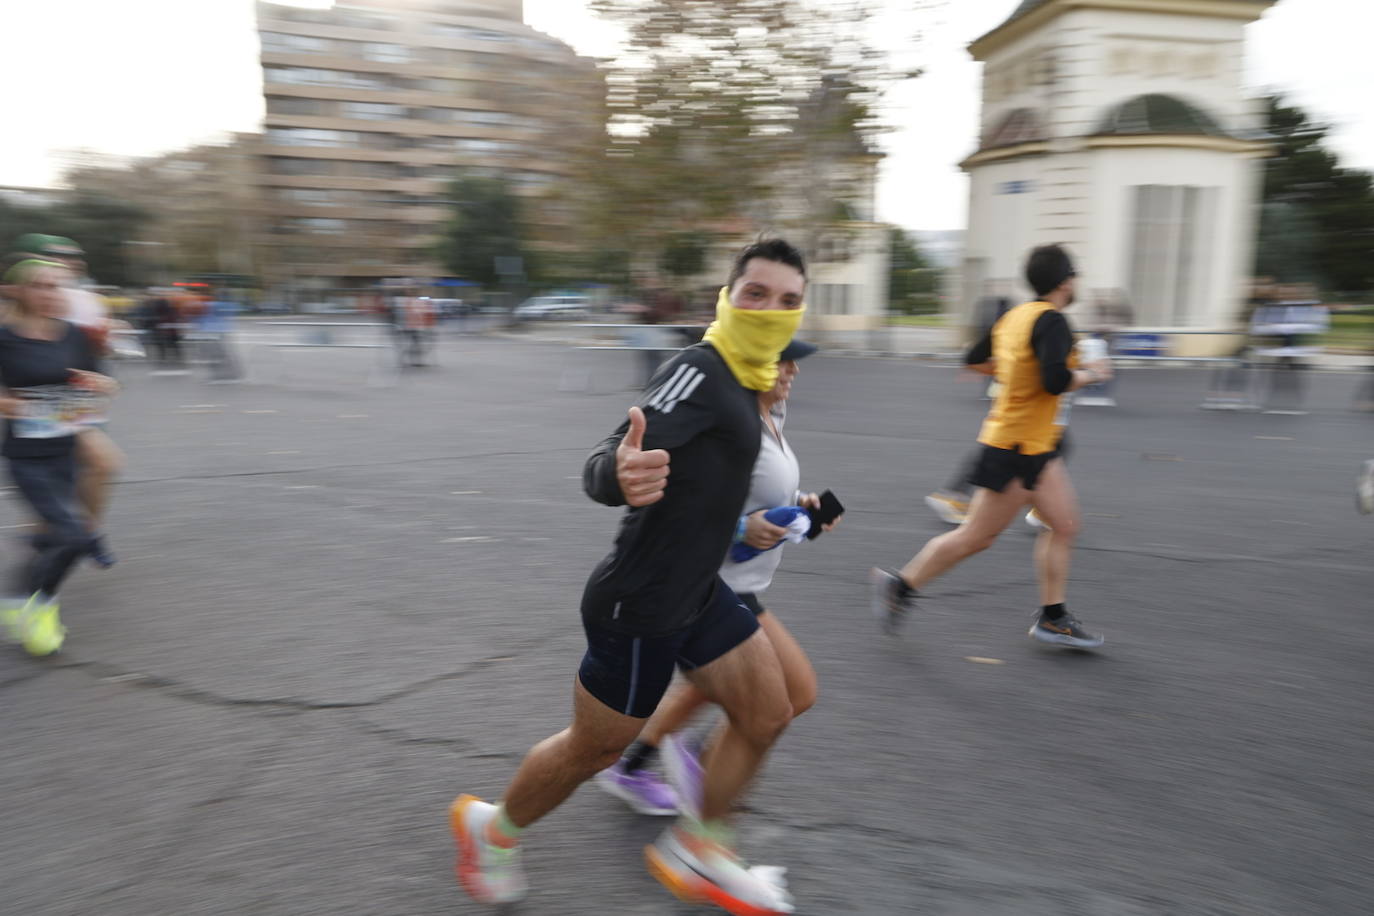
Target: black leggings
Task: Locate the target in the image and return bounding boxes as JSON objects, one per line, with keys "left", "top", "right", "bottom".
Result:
{"left": 8, "top": 452, "right": 92, "bottom": 596}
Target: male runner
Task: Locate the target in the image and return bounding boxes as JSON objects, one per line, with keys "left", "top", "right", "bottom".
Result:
{"left": 450, "top": 240, "right": 807, "bottom": 915}
{"left": 872, "top": 244, "right": 1113, "bottom": 648}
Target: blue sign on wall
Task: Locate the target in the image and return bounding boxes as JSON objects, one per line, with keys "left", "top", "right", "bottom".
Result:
{"left": 997, "top": 180, "right": 1035, "bottom": 195}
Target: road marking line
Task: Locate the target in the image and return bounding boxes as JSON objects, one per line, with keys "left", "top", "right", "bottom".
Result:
{"left": 268, "top": 450, "right": 301, "bottom": 455}
{"left": 442, "top": 536, "right": 498, "bottom": 543}
{"left": 450, "top": 490, "right": 481, "bottom": 495}
{"left": 965, "top": 657, "right": 1005, "bottom": 665}
{"left": 243, "top": 410, "right": 278, "bottom": 414}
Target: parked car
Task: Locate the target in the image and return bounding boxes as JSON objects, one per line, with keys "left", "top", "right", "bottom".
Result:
{"left": 513, "top": 295, "right": 590, "bottom": 321}
{"left": 434, "top": 298, "right": 468, "bottom": 319}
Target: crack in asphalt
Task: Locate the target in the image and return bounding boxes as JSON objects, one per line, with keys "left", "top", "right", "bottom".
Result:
{"left": 107, "top": 446, "right": 592, "bottom": 487}
{"left": 3, "top": 627, "right": 569, "bottom": 759}
{"left": 345, "top": 715, "right": 518, "bottom": 759}
{"left": 1077, "top": 543, "right": 1371, "bottom": 573}
{"left": 0, "top": 651, "right": 529, "bottom": 715}
{"left": 93, "top": 731, "right": 290, "bottom": 901}
{"left": 778, "top": 542, "right": 1366, "bottom": 582}
{"left": 0, "top": 669, "right": 48, "bottom": 689}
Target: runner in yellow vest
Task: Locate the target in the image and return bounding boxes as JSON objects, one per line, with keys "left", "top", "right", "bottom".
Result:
{"left": 871, "top": 244, "right": 1114, "bottom": 648}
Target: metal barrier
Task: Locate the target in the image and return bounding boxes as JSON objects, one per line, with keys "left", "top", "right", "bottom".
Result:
{"left": 559, "top": 324, "right": 704, "bottom": 393}
{"left": 555, "top": 322, "right": 1360, "bottom": 412}
{"left": 262, "top": 321, "right": 398, "bottom": 387}
{"left": 1089, "top": 328, "right": 1330, "bottom": 413}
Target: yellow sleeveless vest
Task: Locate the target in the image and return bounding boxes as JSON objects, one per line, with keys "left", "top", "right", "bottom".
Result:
{"left": 977, "top": 301, "right": 1077, "bottom": 455}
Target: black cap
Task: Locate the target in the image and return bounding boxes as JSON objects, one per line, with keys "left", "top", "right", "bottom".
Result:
{"left": 780, "top": 339, "right": 817, "bottom": 361}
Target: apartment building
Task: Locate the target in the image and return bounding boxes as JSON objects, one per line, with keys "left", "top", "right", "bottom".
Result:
{"left": 256, "top": 0, "right": 602, "bottom": 292}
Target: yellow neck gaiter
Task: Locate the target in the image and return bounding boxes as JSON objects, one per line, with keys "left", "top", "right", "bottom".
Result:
{"left": 701, "top": 287, "right": 806, "bottom": 391}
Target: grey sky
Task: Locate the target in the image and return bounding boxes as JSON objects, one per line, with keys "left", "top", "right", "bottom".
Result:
{"left": 3, "top": 0, "right": 1370, "bottom": 231}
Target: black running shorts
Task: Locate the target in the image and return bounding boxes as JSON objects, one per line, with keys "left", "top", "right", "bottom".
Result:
{"left": 578, "top": 580, "right": 760, "bottom": 719}
{"left": 969, "top": 444, "right": 1059, "bottom": 493}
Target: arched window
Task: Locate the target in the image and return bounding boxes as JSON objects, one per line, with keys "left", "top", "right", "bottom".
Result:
{"left": 1096, "top": 94, "right": 1228, "bottom": 137}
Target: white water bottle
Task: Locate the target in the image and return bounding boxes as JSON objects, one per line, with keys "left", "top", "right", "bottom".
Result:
{"left": 1078, "top": 336, "right": 1109, "bottom": 366}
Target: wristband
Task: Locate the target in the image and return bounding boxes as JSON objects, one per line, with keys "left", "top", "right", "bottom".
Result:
{"left": 734, "top": 515, "right": 748, "bottom": 543}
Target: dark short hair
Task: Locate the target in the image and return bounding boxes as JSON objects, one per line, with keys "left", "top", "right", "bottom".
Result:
{"left": 1025, "top": 244, "right": 1076, "bottom": 297}
{"left": 727, "top": 238, "right": 807, "bottom": 288}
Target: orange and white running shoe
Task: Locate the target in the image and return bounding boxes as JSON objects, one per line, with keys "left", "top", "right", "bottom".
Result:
{"left": 924, "top": 492, "right": 969, "bottom": 525}
{"left": 449, "top": 795, "right": 527, "bottom": 904}
{"left": 645, "top": 824, "right": 793, "bottom": 915}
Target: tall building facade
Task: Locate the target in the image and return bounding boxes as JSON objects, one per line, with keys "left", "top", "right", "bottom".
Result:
{"left": 256, "top": 0, "right": 601, "bottom": 293}
{"left": 63, "top": 137, "right": 263, "bottom": 284}
{"left": 958, "top": 0, "right": 1274, "bottom": 342}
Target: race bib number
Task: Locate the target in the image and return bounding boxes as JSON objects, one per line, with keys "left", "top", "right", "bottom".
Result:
{"left": 1054, "top": 392, "right": 1073, "bottom": 429}
{"left": 11, "top": 386, "right": 109, "bottom": 439}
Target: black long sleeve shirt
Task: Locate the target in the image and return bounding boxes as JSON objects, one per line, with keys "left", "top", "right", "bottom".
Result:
{"left": 582, "top": 344, "right": 761, "bottom": 635}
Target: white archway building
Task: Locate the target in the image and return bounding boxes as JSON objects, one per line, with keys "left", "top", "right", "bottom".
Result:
{"left": 959, "top": 0, "right": 1274, "bottom": 350}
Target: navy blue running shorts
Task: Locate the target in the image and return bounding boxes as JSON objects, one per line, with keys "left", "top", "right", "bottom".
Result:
{"left": 577, "top": 579, "right": 760, "bottom": 719}
{"left": 736, "top": 592, "right": 765, "bottom": 616}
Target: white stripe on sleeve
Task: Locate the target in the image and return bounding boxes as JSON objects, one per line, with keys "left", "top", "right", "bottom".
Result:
{"left": 646, "top": 364, "right": 691, "bottom": 411}
{"left": 660, "top": 369, "right": 705, "bottom": 414}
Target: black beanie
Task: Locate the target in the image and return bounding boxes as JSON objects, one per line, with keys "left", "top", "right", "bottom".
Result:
{"left": 1025, "top": 244, "right": 1076, "bottom": 298}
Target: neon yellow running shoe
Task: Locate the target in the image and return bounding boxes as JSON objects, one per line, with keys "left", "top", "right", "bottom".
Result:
{"left": 14, "top": 594, "right": 65, "bottom": 657}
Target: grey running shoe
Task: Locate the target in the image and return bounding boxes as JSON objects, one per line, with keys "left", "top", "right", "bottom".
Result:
{"left": 1357, "top": 459, "right": 1374, "bottom": 515}
{"left": 1029, "top": 611, "right": 1104, "bottom": 649}
{"left": 869, "top": 567, "right": 912, "bottom": 635}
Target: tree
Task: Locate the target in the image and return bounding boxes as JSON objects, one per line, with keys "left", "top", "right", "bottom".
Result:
{"left": 435, "top": 174, "right": 531, "bottom": 287}
{"left": 51, "top": 194, "right": 151, "bottom": 287}
{"left": 1258, "top": 97, "right": 1374, "bottom": 293}
{"left": 0, "top": 192, "right": 149, "bottom": 286}
{"left": 659, "top": 231, "right": 709, "bottom": 287}
{"left": 580, "top": 0, "right": 929, "bottom": 275}
{"left": 887, "top": 226, "right": 941, "bottom": 314}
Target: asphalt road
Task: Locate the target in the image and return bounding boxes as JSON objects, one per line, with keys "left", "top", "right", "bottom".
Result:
{"left": 2, "top": 335, "right": 1371, "bottom": 916}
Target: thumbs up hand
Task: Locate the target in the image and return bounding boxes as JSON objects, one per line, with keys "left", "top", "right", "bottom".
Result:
{"left": 616, "top": 406, "right": 671, "bottom": 507}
